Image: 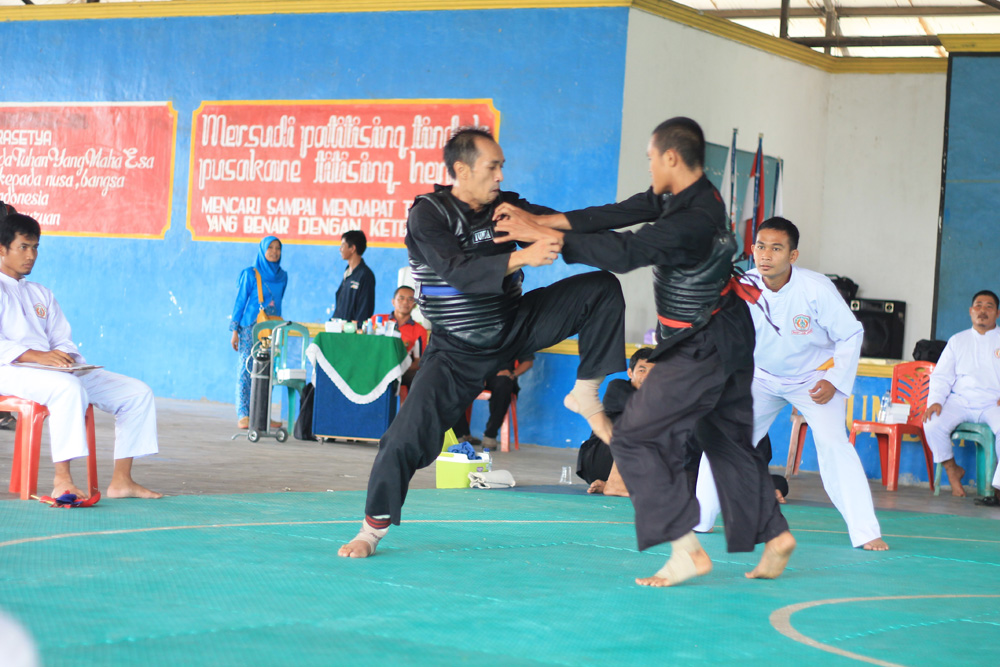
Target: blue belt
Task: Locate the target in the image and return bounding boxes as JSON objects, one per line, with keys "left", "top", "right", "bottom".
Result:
{"left": 420, "top": 285, "right": 462, "bottom": 296}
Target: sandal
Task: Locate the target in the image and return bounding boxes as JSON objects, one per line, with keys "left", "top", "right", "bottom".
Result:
{"left": 973, "top": 496, "right": 1000, "bottom": 507}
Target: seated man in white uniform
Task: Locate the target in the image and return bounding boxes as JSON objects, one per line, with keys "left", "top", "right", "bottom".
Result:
{"left": 0, "top": 212, "right": 161, "bottom": 499}
{"left": 694, "top": 217, "right": 887, "bottom": 550}
{"left": 923, "top": 289, "right": 1000, "bottom": 503}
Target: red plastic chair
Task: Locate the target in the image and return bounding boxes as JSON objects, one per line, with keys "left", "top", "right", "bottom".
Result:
{"left": 848, "top": 361, "right": 936, "bottom": 492}
{"left": 1, "top": 396, "right": 98, "bottom": 500}
{"left": 784, "top": 408, "right": 810, "bottom": 477}
{"left": 465, "top": 390, "right": 519, "bottom": 453}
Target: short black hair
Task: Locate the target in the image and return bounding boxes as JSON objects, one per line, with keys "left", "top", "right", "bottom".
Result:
{"left": 341, "top": 230, "right": 367, "bottom": 255}
{"left": 393, "top": 285, "right": 415, "bottom": 298}
{"left": 972, "top": 290, "right": 999, "bottom": 308}
{"left": 443, "top": 128, "right": 496, "bottom": 179}
{"left": 650, "top": 117, "right": 705, "bottom": 169}
{"left": 757, "top": 217, "right": 800, "bottom": 251}
{"left": 629, "top": 346, "right": 653, "bottom": 370}
{"left": 0, "top": 213, "right": 41, "bottom": 249}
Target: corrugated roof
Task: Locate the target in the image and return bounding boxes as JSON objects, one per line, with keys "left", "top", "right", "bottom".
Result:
{"left": 675, "top": 0, "right": 1000, "bottom": 57}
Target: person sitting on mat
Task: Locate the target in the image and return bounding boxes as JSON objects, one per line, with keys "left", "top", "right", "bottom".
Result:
{"left": 923, "top": 289, "right": 1000, "bottom": 504}
{"left": 579, "top": 347, "right": 654, "bottom": 496}
{"left": 0, "top": 213, "right": 162, "bottom": 499}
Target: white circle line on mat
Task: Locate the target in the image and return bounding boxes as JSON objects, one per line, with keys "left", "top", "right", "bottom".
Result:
{"left": 770, "top": 594, "right": 1000, "bottom": 667}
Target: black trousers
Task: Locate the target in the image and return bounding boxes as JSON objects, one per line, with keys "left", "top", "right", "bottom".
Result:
{"left": 611, "top": 327, "right": 788, "bottom": 553}
{"left": 576, "top": 435, "right": 614, "bottom": 484}
{"left": 364, "top": 271, "right": 626, "bottom": 523}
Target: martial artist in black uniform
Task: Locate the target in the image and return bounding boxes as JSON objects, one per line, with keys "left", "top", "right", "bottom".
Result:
{"left": 494, "top": 118, "right": 795, "bottom": 586}
{"left": 339, "top": 129, "right": 626, "bottom": 558}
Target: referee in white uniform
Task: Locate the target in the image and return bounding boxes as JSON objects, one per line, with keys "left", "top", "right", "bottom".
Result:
{"left": 695, "top": 217, "right": 886, "bottom": 550}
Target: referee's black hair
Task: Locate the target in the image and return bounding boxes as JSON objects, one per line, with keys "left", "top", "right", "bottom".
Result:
{"left": 757, "top": 217, "right": 800, "bottom": 251}
{"left": 0, "top": 213, "right": 41, "bottom": 249}
{"left": 972, "top": 290, "right": 999, "bottom": 308}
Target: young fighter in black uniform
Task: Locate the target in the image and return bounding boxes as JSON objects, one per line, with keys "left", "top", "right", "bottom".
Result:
{"left": 494, "top": 118, "right": 796, "bottom": 586}
{"left": 338, "top": 129, "right": 626, "bottom": 558}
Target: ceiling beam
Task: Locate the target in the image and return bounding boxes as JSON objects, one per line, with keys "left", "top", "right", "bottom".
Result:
{"left": 792, "top": 35, "right": 943, "bottom": 48}
{"left": 778, "top": 0, "right": 789, "bottom": 38}
{"left": 706, "top": 6, "right": 999, "bottom": 19}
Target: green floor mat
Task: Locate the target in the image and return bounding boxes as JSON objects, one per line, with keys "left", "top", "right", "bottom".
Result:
{"left": 1, "top": 490, "right": 998, "bottom": 666}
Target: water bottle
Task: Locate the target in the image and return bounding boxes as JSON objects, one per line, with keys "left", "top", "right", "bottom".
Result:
{"left": 878, "top": 391, "right": 891, "bottom": 423}
{"left": 559, "top": 466, "right": 573, "bottom": 484}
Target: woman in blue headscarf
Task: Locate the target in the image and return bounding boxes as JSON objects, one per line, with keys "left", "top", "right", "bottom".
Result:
{"left": 230, "top": 236, "right": 288, "bottom": 428}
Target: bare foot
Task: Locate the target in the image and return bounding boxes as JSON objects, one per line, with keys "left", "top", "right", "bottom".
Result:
{"left": 51, "top": 480, "right": 88, "bottom": 500}
{"left": 338, "top": 539, "right": 375, "bottom": 558}
{"left": 863, "top": 537, "right": 889, "bottom": 551}
{"left": 775, "top": 489, "right": 787, "bottom": 504}
{"left": 587, "top": 480, "right": 605, "bottom": 494}
{"left": 106, "top": 481, "right": 163, "bottom": 499}
{"left": 746, "top": 530, "right": 796, "bottom": 579}
{"left": 564, "top": 394, "right": 613, "bottom": 444}
{"left": 945, "top": 463, "right": 966, "bottom": 497}
{"left": 602, "top": 463, "right": 629, "bottom": 497}
{"left": 636, "top": 548, "right": 712, "bottom": 587}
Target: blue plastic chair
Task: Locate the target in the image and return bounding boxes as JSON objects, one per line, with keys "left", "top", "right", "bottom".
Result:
{"left": 933, "top": 422, "right": 997, "bottom": 497}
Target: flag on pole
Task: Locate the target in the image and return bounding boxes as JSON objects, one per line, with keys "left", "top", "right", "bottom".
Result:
{"left": 720, "top": 129, "right": 738, "bottom": 235}
{"left": 772, "top": 158, "right": 784, "bottom": 217}
{"left": 739, "top": 135, "right": 765, "bottom": 258}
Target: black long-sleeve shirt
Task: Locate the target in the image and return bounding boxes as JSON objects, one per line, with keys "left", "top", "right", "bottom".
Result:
{"left": 405, "top": 187, "right": 555, "bottom": 294}
{"left": 560, "top": 176, "right": 751, "bottom": 368}
{"left": 561, "top": 177, "right": 719, "bottom": 273}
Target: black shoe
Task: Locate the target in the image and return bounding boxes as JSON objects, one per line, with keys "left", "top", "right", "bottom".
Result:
{"left": 973, "top": 496, "right": 1000, "bottom": 507}
{"left": 0, "top": 416, "right": 16, "bottom": 431}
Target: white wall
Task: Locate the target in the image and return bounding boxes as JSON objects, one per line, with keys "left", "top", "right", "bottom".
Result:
{"left": 615, "top": 9, "right": 946, "bottom": 357}
{"left": 820, "top": 73, "right": 946, "bottom": 356}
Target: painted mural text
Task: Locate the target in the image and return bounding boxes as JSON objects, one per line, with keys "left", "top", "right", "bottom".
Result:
{"left": 0, "top": 104, "right": 176, "bottom": 237}
{"left": 188, "top": 100, "right": 497, "bottom": 245}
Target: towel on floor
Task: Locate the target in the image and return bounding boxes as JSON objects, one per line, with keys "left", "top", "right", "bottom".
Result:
{"left": 469, "top": 470, "right": 516, "bottom": 489}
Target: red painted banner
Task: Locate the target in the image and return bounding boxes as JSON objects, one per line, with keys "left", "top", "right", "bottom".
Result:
{"left": 0, "top": 103, "right": 176, "bottom": 238}
{"left": 187, "top": 99, "right": 499, "bottom": 247}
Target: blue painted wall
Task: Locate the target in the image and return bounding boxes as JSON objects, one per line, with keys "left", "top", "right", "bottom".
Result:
{"left": 936, "top": 54, "right": 1000, "bottom": 339}
{"left": 0, "top": 8, "right": 628, "bottom": 411}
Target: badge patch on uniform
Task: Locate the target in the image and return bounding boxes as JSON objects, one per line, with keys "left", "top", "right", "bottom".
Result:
{"left": 350, "top": 281, "right": 359, "bottom": 290}
{"left": 472, "top": 228, "right": 494, "bottom": 244}
{"left": 995, "top": 348, "right": 1000, "bottom": 359}
{"left": 33, "top": 303, "right": 47, "bottom": 319}
{"left": 792, "top": 314, "right": 812, "bottom": 335}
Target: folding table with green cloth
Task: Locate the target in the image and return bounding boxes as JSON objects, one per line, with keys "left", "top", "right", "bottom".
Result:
{"left": 306, "top": 332, "right": 411, "bottom": 440}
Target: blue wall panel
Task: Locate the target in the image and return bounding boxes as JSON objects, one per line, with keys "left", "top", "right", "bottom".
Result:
{"left": 0, "top": 9, "right": 628, "bottom": 412}
{"left": 936, "top": 54, "right": 1000, "bottom": 339}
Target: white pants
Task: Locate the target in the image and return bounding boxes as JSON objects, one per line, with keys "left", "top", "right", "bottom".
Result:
{"left": 695, "top": 371, "right": 881, "bottom": 547}
{"left": 0, "top": 366, "right": 158, "bottom": 463}
{"left": 923, "top": 398, "right": 1000, "bottom": 490}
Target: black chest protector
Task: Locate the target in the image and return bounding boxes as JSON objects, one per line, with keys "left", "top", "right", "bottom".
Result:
{"left": 409, "top": 191, "right": 522, "bottom": 349}
{"left": 654, "top": 226, "right": 739, "bottom": 344}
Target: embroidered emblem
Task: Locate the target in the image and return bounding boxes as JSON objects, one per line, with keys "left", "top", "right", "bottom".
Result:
{"left": 34, "top": 303, "right": 47, "bottom": 319}
{"left": 995, "top": 348, "right": 1000, "bottom": 360}
{"left": 791, "top": 314, "right": 812, "bottom": 335}
{"left": 473, "top": 228, "right": 494, "bottom": 244}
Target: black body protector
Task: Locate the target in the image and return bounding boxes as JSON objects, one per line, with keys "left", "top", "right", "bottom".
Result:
{"left": 408, "top": 189, "right": 522, "bottom": 349}
{"left": 654, "top": 226, "right": 741, "bottom": 345}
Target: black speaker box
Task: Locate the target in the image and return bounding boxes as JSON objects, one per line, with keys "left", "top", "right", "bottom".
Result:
{"left": 850, "top": 298, "right": 906, "bottom": 359}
